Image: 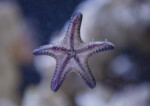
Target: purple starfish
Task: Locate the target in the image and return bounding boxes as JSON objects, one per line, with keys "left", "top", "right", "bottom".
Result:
{"left": 33, "top": 13, "right": 114, "bottom": 92}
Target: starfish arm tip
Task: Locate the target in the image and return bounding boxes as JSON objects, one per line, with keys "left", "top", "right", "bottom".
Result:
{"left": 51, "top": 79, "right": 63, "bottom": 92}
{"left": 106, "top": 41, "right": 115, "bottom": 48}
{"left": 70, "top": 12, "right": 83, "bottom": 25}
{"left": 72, "top": 12, "right": 82, "bottom": 18}
{"left": 33, "top": 48, "right": 39, "bottom": 55}
{"left": 51, "top": 85, "right": 59, "bottom": 92}
{"left": 32, "top": 47, "right": 46, "bottom": 55}
{"left": 91, "top": 84, "right": 96, "bottom": 89}
{"left": 102, "top": 42, "right": 115, "bottom": 52}
{"left": 51, "top": 80, "right": 58, "bottom": 92}
{"left": 32, "top": 45, "right": 57, "bottom": 57}
{"left": 86, "top": 79, "right": 96, "bottom": 89}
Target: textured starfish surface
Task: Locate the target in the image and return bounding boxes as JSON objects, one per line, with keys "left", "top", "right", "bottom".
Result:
{"left": 33, "top": 12, "right": 115, "bottom": 92}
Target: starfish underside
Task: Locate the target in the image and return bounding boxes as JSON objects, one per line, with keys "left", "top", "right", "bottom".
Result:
{"left": 33, "top": 13, "right": 114, "bottom": 92}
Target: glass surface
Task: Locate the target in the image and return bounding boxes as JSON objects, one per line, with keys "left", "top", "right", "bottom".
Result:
{"left": 0, "top": 0, "right": 149, "bottom": 106}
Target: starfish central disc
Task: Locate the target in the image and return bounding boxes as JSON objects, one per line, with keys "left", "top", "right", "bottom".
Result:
{"left": 68, "top": 49, "right": 76, "bottom": 58}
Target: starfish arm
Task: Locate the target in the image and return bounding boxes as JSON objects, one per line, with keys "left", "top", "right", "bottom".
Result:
{"left": 77, "top": 40, "right": 115, "bottom": 56}
{"left": 63, "top": 13, "right": 83, "bottom": 49}
{"left": 51, "top": 56, "right": 71, "bottom": 92}
{"left": 74, "top": 55, "right": 96, "bottom": 88}
{"left": 33, "top": 44, "right": 68, "bottom": 58}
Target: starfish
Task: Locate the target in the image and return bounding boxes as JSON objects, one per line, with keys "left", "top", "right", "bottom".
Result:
{"left": 33, "top": 12, "right": 114, "bottom": 92}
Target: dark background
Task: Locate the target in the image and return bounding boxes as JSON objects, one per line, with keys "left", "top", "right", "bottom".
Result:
{"left": 17, "top": 0, "right": 83, "bottom": 45}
